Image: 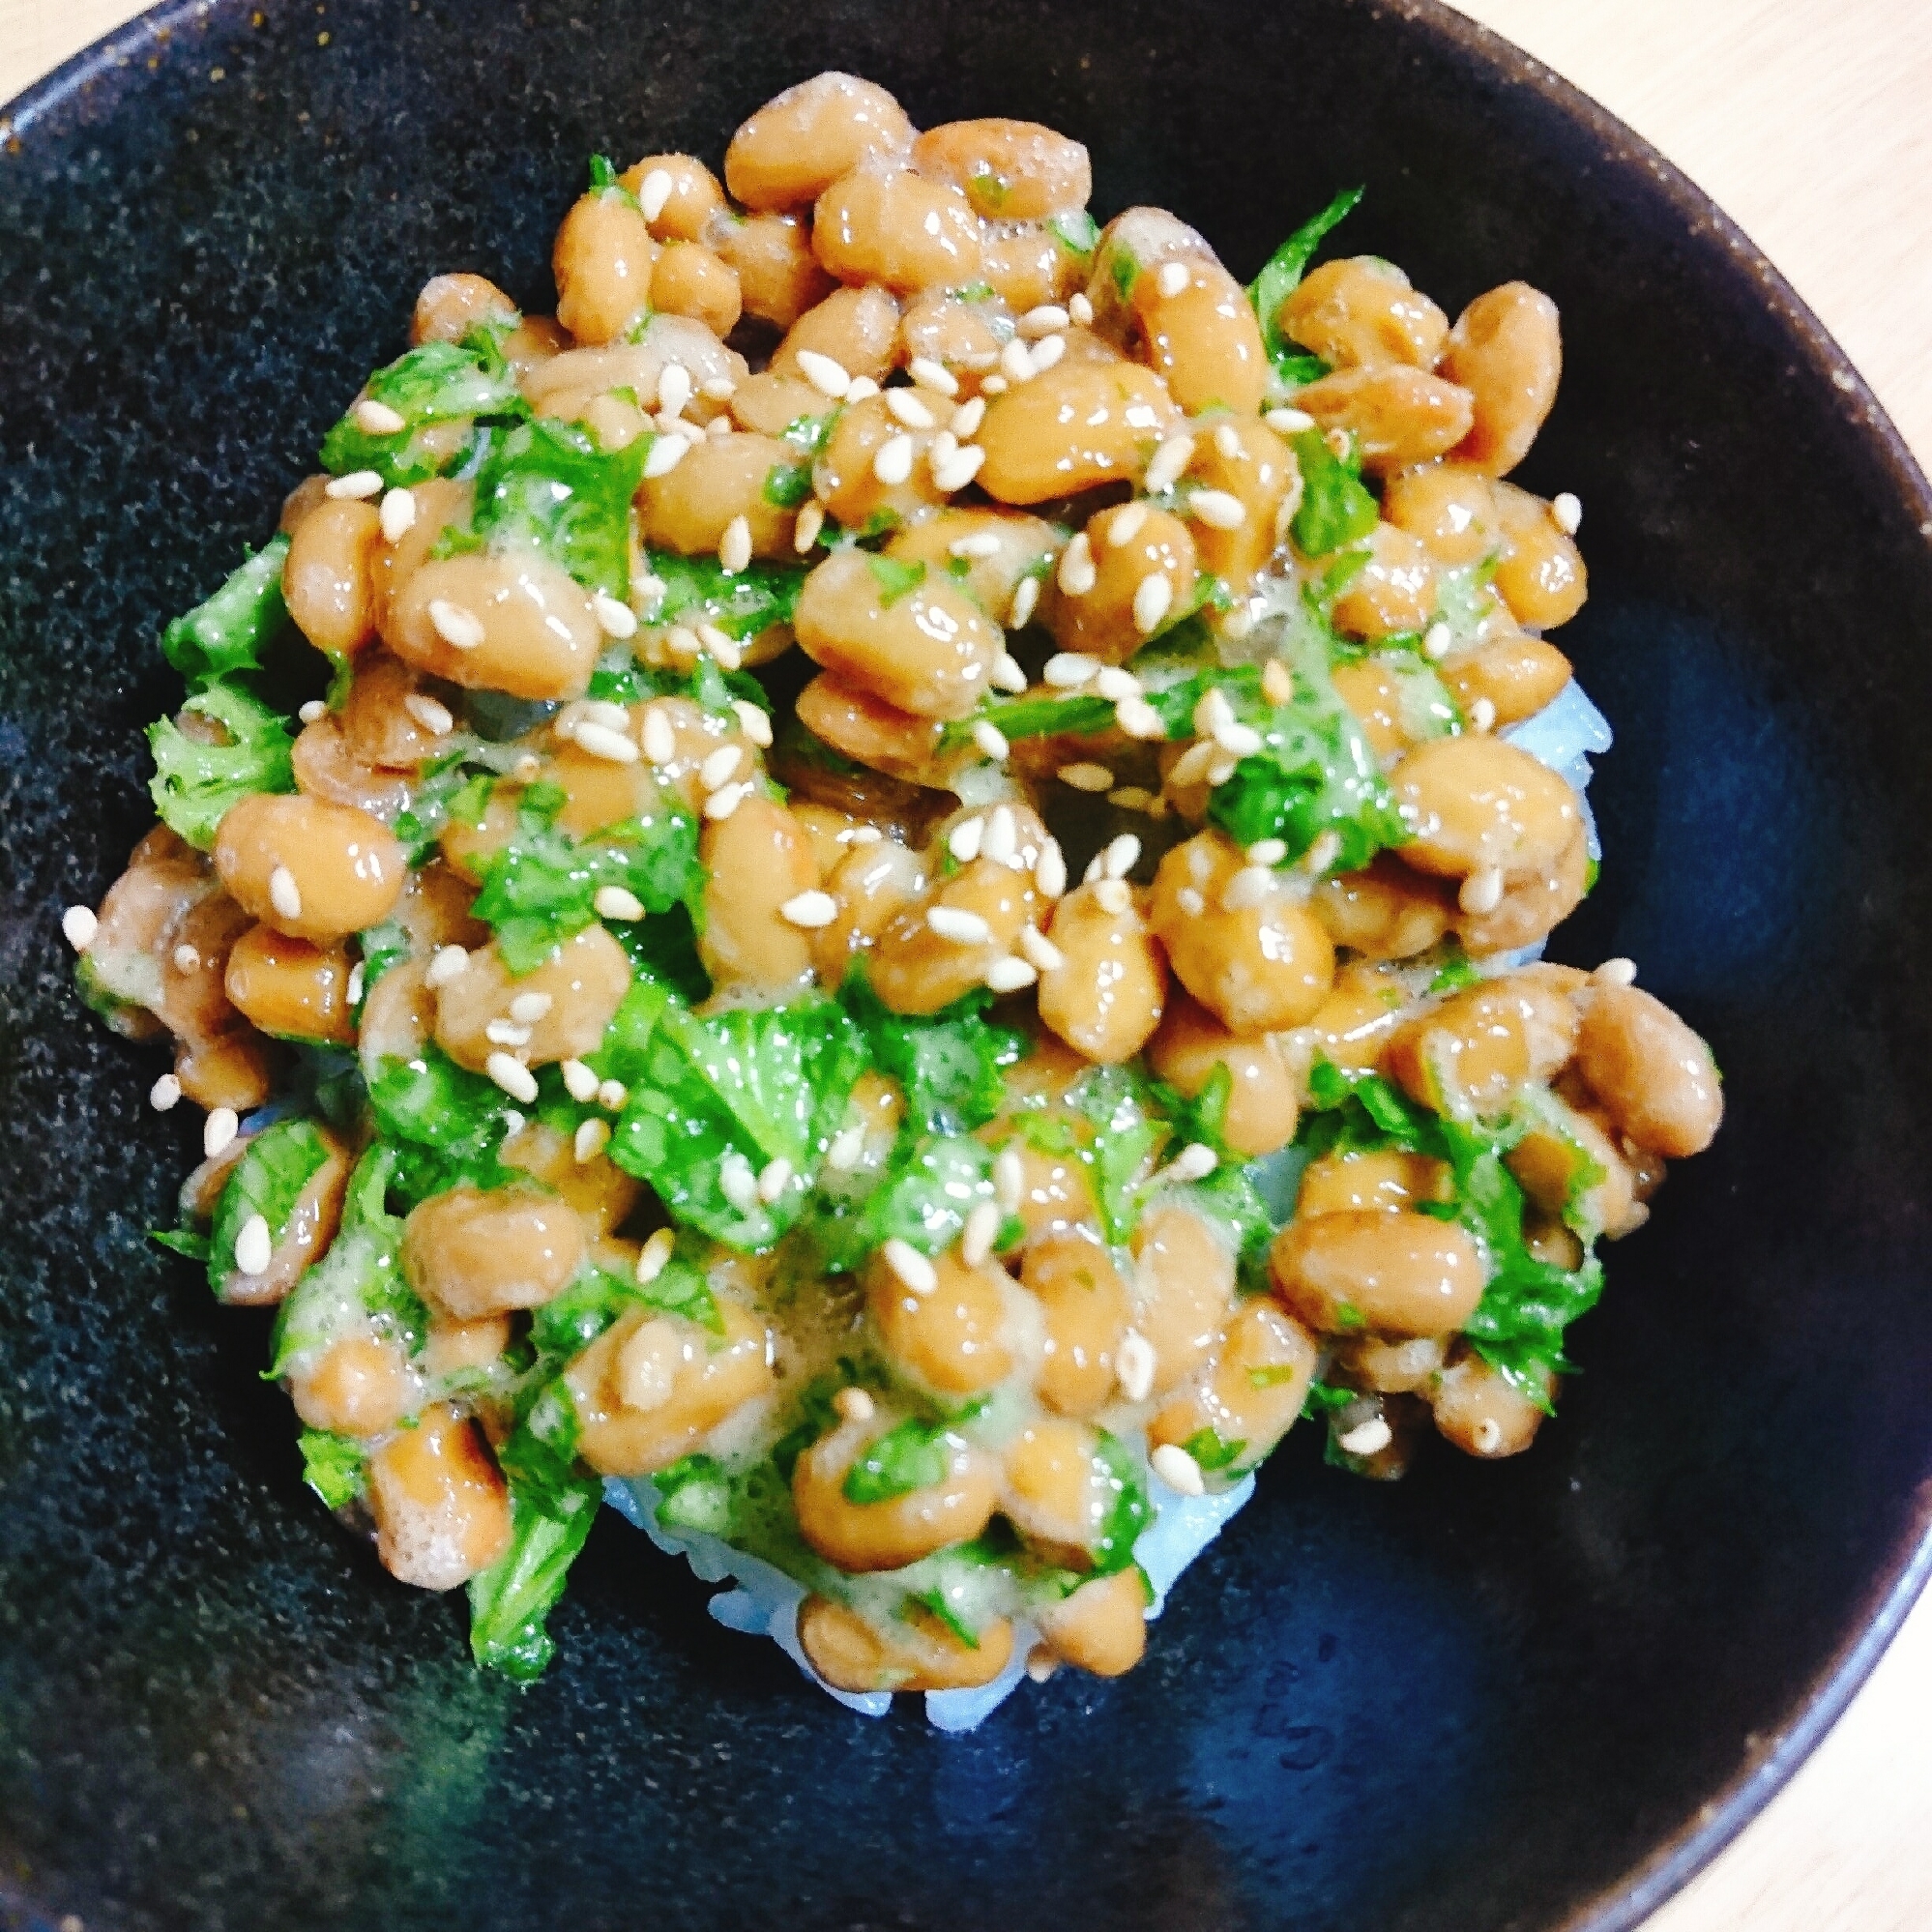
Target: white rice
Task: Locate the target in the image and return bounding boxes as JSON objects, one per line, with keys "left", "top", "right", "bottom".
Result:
{"left": 604, "top": 676, "right": 1611, "bottom": 1728}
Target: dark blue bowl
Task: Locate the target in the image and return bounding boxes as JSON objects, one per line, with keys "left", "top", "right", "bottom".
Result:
{"left": 2, "top": 4, "right": 1928, "bottom": 1928}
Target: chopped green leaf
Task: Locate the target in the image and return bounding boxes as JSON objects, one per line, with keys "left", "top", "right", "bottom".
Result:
{"left": 1089, "top": 1430, "right": 1152, "bottom": 1574}
{"left": 365, "top": 1046, "right": 515, "bottom": 1205}
{"left": 150, "top": 1227, "right": 211, "bottom": 1262}
{"left": 945, "top": 688, "right": 1118, "bottom": 749}
{"left": 207, "top": 1118, "right": 333, "bottom": 1296}
{"left": 1290, "top": 428, "right": 1379, "bottom": 557}
{"left": 865, "top": 554, "right": 926, "bottom": 607}
{"left": 147, "top": 679, "right": 297, "bottom": 850}
{"left": 1301, "top": 1377, "right": 1359, "bottom": 1417}
{"left": 842, "top": 1418, "right": 951, "bottom": 1505}
{"left": 394, "top": 762, "right": 495, "bottom": 864}
{"left": 355, "top": 918, "right": 412, "bottom": 1011}
{"left": 496, "top": 1382, "right": 586, "bottom": 1520}
{"left": 1428, "top": 944, "right": 1483, "bottom": 994}
{"left": 468, "top": 417, "right": 652, "bottom": 601}
{"left": 646, "top": 547, "right": 808, "bottom": 644}
{"left": 586, "top": 154, "right": 637, "bottom": 205}
{"left": 298, "top": 1429, "right": 366, "bottom": 1510}
{"left": 839, "top": 971, "right": 1025, "bottom": 1135}
{"left": 321, "top": 340, "right": 527, "bottom": 486}
{"left": 159, "top": 537, "right": 293, "bottom": 688}
{"left": 467, "top": 1474, "right": 601, "bottom": 1682}
{"left": 1250, "top": 186, "right": 1363, "bottom": 383}
{"left": 1048, "top": 209, "right": 1099, "bottom": 261}
{"left": 654, "top": 1453, "right": 733, "bottom": 1535}
{"left": 763, "top": 458, "right": 814, "bottom": 509}
{"left": 1182, "top": 1426, "right": 1248, "bottom": 1473}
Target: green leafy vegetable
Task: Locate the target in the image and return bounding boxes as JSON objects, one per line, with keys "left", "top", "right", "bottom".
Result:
{"left": 865, "top": 554, "right": 925, "bottom": 606}
{"left": 1301, "top": 1377, "right": 1359, "bottom": 1417}
{"left": 1289, "top": 428, "right": 1379, "bottom": 556}
{"left": 1249, "top": 186, "right": 1363, "bottom": 384}
{"left": 365, "top": 1046, "right": 515, "bottom": 1206}
{"left": 1428, "top": 944, "right": 1483, "bottom": 994}
{"left": 586, "top": 153, "right": 638, "bottom": 204}
{"left": 1068, "top": 1066, "right": 1168, "bottom": 1244}
{"left": 467, "top": 1475, "right": 601, "bottom": 1683}
{"left": 147, "top": 679, "right": 298, "bottom": 850}
{"left": 393, "top": 762, "right": 495, "bottom": 864}
{"left": 207, "top": 1118, "right": 334, "bottom": 1294}
{"left": 1088, "top": 1431, "right": 1152, "bottom": 1574}
{"left": 839, "top": 972, "right": 1025, "bottom": 1135}
{"left": 298, "top": 1429, "right": 366, "bottom": 1509}
{"left": 807, "top": 1132, "right": 996, "bottom": 1272}
{"left": 1182, "top": 1426, "right": 1248, "bottom": 1474}
{"left": 266, "top": 1146, "right": 428, "bottom": 1379}
{"left": 469, "top": 417, "right": 653, "bottom": 600}
{"left": 320, "top": 339, "right": 528, "bottom": 487}
{"left": 946, "top": 688, "right": 1118, "bottom": 749}
{"left": 645, "top": 547, "right": 808, "bottom": 643}
{"left": 763, "top": 457, "right": 814, "bottom": 509}
{"left": 495, "top": 1382, "right": 586, "bottom": 1520}
{"left": 150, "top": 1228, "right": 211, "bottom": 1262}
{"left": 159, "top": 537, "right": 293, "bottom": 688}
{"left": 355, "top": 918, "right": 413, "bottom": 1010}
{"left": 469, "top": 799, "right": 701, "bottom": 974}
{"left": 653, "top": 1453, "right": 733, "bottom": 1535}
{"left": 609, "top": 996, "right": 869, "bottom": 1249}
{"left": 841, "top": 1418, "right": 951, "bottom": 1505}
{"left": 1048, "top": 209, "right": 1099, "bottom": 261}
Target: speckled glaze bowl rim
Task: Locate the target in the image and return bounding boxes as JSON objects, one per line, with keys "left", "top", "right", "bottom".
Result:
{"left": 5, "top": 2, "right": 1931, "bottom": 1926}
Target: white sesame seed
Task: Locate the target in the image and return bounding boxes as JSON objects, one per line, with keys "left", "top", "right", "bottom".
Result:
{"left": 950, "top": 531, "right": 1003, "bottom": 560}
{"left": 703, "top": 780, "right": 748, "bottom": 822}
{"left": 268, "top": 865, "right": 303, "bottom": 922}
{"left": 984, "top": 955, "right": 1038, "bottom": 994}
{"left": 635, "top": 1226, "right": 676, "bottom": 1285}
{"left": 931, "top": 445, "right": 986, "bottom": 494}
{"left": 1223, "top": 603, "right": 1256, "bottom": 641}
{"left": 561, "top": 1058, "right": 600, "bottom": 1102}
{"left": 1192, "top": 688, "right": 1235, "bottom": 737}
{"left": 203, "top": 1106, "right": 239, "bottom": 1158}
{"left": 1423, "top": 622, "right": 1452, "bottom": 660}
{"left": 1057, "top": 532, "right": 1097, "bottom": 597}
{"left": 1208, "top": 757, "right": 1238, "bottom": 786}
{"left": 61, "top": 904, "right": 98, "bottom": 951}
{"left": 637, "top": 167, "right": 674, "bottom": 221}
{"left": 375, "top": 485, "right": 418, "bottom": 543}
{"left": 1132, "top": 572, "right": 1174, "bottom": 634}
{"left": 484, "top": 1019, "right": 532, "bottom": 1047}
{"left": 1470, "top": 697, "right": 1497, "bottom": 733}
{"left": 1458, "top": 867, "right": 1506, "bottom": 916}
{"left": 1261, "top": 659, "right": 1295, "bottom": 707}
{"left": 1123, "top": 403, "right": 1161, "bottom": 431}
{"left": 508, "top": 991, "right": 552, "bottom": 1027}
{"left": 1017, "top": 304, "right": 1069, "bottom": 338}
{"left": 779, "top": 890, "right": 837, "bottom": 929}
{"left": 882, "top": 1238, "right": 939, "bottom": 1296}
{"left": 983, "top": 805, "right": 1018, "bottom": 866}
{"left": 948, "top": 817, "right": 984, "bottom": 864}
{"left": 1178, "top": 887, "right": 1209, "bottom": 919}
{"left": 982, "top": 1155, "right": 1021, "bottom": 1228}
{"left": 793, "top": 501, "right": 825, "bottom": 552}
{"left": 1030, "top": 333, "right": 1067, "bottom": 373}
{"left": 149, "top": 1072, "right": 183, "bottom": 1112}
{"left": 699, "top": 744, "right": 744, "bottom": 790}
{"left": 927, "top": 906, "right": 993, "bottom": 946}
{"left": 1156, "top": 259, "right": 1193, "bottom": 300}
{"left": 1189, "top": 488, "right": 1246, "bottom": 530}
{"left": 1215, "top": 720, "right": 1265, "bottom": 758}
{"left": 732, "top": 699, "right": 774, "bottom": 747}
{"left": 981, "top": 374, "right": 1010, "bottom": 396}
{"left": 1116, "top": 1329, "right": 1156, "bottom": 1403}
{"left": 577, "top": 698, "right": 630, "bottom": 732}
{"left": 1265, "top": 407, "right": 1316, "bottom": 433}
{"left": 657, "top": 363, "right": 693, "bottom": 419}
{"left": 1221, "top": 864, "right": 1273, "bottom": 912}
{"left": 1016, "top": 926, "right": 1065, "bottom": 976}
{"left": 297, "top": 699, "right": 328, "bottom": 725}
{"left": 1152, "top": 1443, "right": 1206, "bottom": 1496}
{"left": 1550, "top": 491, "right": 1583, "bottom": 536}
{"left": 402, "top": 692, "right": 454, "bottom": 737}
{"left": 972, "top": 719, "right": 1010, "bottom": 762}
{"left": 642, "top": 433, "right": 688, "bottom": 480}
{"left": 961, "top": 1197, "right": 1002, "bottom": 1266}
{"left": 1043, "top": 652, "right": 1100, "bottom": 688}
{"left": 1099, "top": 509, "right": 1148, "bottom": 557}
{"left": 1304, "top": 830, "right": 1343, "bottom": 874}
{"left": 591, "top": 591, "right": 638, "bottom": 640}
{"left": 908, "top": 357, "right": 958, "bottom": 396}
{"left": 425, "top": 944, "right": 470, "bottom": 988}
{"left": 1168, "top": 1142, "right": 1219, "bottom": 1183}
{"left": 1338, "top": 1416, "right": 1393, "bottom": 1457}
{"left": 640, "top": 706, "right": 678, "bottom": 764}
{"left": 885, "top": 388, "right": 936, "bottom": 430}
{"left": 701, "top": 375, "right": 738, "bottom": 401}
{"left": 991, "top": 651, "right": 1028, "bottom": 693}
{"left": 1103, "top": 834, "right": 1141, "bottom": 880}
{"left": 757, "top": 1156, "right": 793, "bottom": 1203}
{"left": 659, "top": 412, "right": 702, "bottom": 441}
{"left": 1473, "top": 1417, "right": 1504, "bottom": 1456}
{"left": 573, "top": 720, "right": 641, "bottom": 764}
{"left": 1068, "top": 291, "right": 1095, "bottom": 326}
{"left": 833, "top": 1385, "right": 875, "bottom": 1423}
{"left": 574, "top": 1118, "right": 612, "bottom": 1164}
{"left": 234, "top": 1213, "right": 274, "bottom": 1277}
{"left": 872, "top": 433, "right": 916, "bottom": 486}
{"left": 1035, "top": 840, "right": 1068, "bottom": 898}
{"left": 599, "top": 1078, "right": 628, "bottom": 1111}
{"left": 843, "top": 376, "right": 880, "bottom": 402}
{"left": 427, "top": 599, "right": 485, "bottom": 650}
{"left": 950, "top": 395, "right": 986, "bottom": 438}
{"left": 796, "top": 350, "right": 852, "bottom": 398}
{"left": 717, "top": 513, "right": 753, "bottom": 575}
{"left": 1082, "top": 851, "right": 1106, "bottom": 887}
{"left": 1000, "top": 337, "right": 1037, "bottom": 384}
{"left": 827, "top": 1124, "right": 867, "bottom": 1172}
{"left": 349, "top": 962, "right": 368, "bottom": 1007}
{"left": 719, "top": 1154, "right": 759, "bottom": 1213}
{"left": 325, "top": 469, "right": 383, "bottom": 500}
{"left": 1057, "top": 761, "right": 1114, "bottom": 793}
{"left": 1116, "top": 697, "right": 1165, "bottom": 740}
{"left": 1167, "top": 742, "right": 1218, "bottom": 790}
{"left": 1093, "top": 877, "right": 1131, "bottom": 916}
{"left": 663, "top": 625, "right": 702, "bottom": 663}
{"left": 353, "top": 396, "right": 407, "bottom": 435}
{"left": 634, "top": 571, "right": 667, "bottom": 617}
{"left": 501, "top": 1109, "right": 527, "bottom": 1139}
{"left": 1594, "top": 956, "right": 1639, "bottom": 987}
{"left": 1145, "top": 433, "right": 1196, "bottom": 495}
{"left": 1246, "top": 838, "right": 1288, "bottom": 866}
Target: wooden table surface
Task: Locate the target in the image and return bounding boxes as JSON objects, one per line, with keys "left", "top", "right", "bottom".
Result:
{"left": 4, "top": 3, "right": 1928, "bottom": 1928}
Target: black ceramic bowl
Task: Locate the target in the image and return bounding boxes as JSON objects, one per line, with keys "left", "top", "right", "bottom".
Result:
{"left": 3, "top": 4, "right": 1929, "bottom": 1928}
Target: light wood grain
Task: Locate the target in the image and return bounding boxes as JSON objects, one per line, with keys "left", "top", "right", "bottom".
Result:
{"left": 3, "top": 5, "right": 1928, "bottom": 1929}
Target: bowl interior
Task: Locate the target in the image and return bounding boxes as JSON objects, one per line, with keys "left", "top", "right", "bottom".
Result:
{"left": 2, "top": 3, "right": 1930, "bottom": 1929}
